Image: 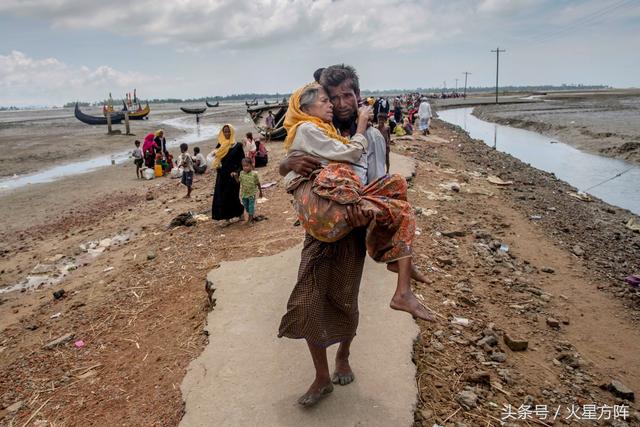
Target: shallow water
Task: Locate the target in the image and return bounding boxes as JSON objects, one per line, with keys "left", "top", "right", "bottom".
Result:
{"left": 0, "top": 115, "right": 220, "bottom": 191}
{"left": 438, "top": 107, "right": 640, "bottom": 215}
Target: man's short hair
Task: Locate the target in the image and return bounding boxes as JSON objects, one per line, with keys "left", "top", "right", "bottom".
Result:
{"left": 319, "top": 64, "right": 360, "bottom": 96}
{"left": 313, "top": 67, "right": 325, "bottom": 83}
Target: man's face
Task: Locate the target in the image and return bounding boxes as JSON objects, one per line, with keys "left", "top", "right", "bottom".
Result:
{"left": 325, "top": 80, "right": 358, "bottom": 121}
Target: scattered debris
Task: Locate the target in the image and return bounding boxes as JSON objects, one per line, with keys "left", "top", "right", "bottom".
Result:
{"left": 546, "top": 317, "right": 560, "bottom": 329}
{"left": 456, "top": 389, "right": 479, "bottom": 410}
{"left": 625, "top": 217, "right": 640, "bottom": 233}
{"left": 602, "top": 380, "right": 635, "bottom": 401}
{"left": 568, "top": 191, "right": 592, "bottom": 202}
{"left": 503, "top": 333, "right": 528, "bottom": 352}
{"left": 53, "top": 289, "right": 66, "bottom": 300}
{"left": 451, "top": 316, "right": 471, "bottom": 327}
{"left": 571, "top": 244, "right": 585, "bottom": 257}
{"left": 169, "top": 212, "right": 197, "bottom": 228}
{"left": 487, "top": 175, "right": 513, "bottom": 186}
{"left": 44, "top": 332, "right": 74, "bottom": 349}
{"left": 147, "top": 252, "right": 156, "bottom": 261}
{"left": 464, "top": 370, "right": 491, "bottom": 385}
{"left": 441, "top": 229, "right": 466, "bottom": 238}
{"left": 541, "top": 266, "right": 555, "bottom": 274}
{"left": 625, "top": 275, "right": 640, "bottom": 287}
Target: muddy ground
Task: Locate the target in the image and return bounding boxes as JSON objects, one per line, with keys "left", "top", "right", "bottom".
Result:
{"left": 474, "top": 90, "right": 640, "bottom": 166}
{"left": 0, "top": 109, "right": 639, "bottom": 425}
{"left": 0, "top": 103, "right": 249, "bottom": 179}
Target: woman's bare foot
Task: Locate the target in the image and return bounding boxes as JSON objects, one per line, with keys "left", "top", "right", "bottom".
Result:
{"left": 390, "top": 291, "right": 436, "bottom": 321}
{"left": 387, "top": 262, "right": 430, "bottom": 283}
{"left": 297, "top": 378, "right": 334, "bottom": 407}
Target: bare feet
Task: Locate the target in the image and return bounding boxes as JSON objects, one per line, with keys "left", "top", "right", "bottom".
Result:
{"left": 390, "top": 291, "right": 436, "bottom": 321}
{"left": 297, "top": 378, "right": 333, "bottom": 407}
{"left": 387, "top": 262, "right": 430, "bottom": 283}
{"left": 332, "top": 356, "right": 355, "bottom": 386}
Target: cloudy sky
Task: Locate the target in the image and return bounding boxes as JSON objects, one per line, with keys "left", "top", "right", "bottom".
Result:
{"left": 0, "top": 0, "right": 638, "bottom": 106}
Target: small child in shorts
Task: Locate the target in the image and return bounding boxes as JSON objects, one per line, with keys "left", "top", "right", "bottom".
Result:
{"left": 233, "top": 158, "right": 263, "bottom": 222}
{"left": 132, "top": 140, "right": 143, "bottom": 179}
{"left": 179, "top": 143, "right": 194, "bottom": 198}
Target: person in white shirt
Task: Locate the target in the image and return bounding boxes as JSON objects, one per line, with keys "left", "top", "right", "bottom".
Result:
{"left": 417, "top": 97, "right": 433, "bottom": 135}
{"left": 193, "top": 146, "right": 207, "bottom": 174}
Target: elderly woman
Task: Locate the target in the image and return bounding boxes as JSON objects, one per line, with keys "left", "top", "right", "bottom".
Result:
{"left": 211, "top": 124, "right": 245, "bottom": 222}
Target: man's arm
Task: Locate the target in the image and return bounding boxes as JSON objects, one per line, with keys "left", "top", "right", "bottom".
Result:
{"left": 279, "top": 155, "right": 322, "bottom": 177}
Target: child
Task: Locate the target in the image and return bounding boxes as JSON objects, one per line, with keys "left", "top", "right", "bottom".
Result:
{"left": 193, "top": 147, "right": 207, "bottom": 174}
{"left": 132, "top": 140, "right": 143, "bottom": 179}
{"left": 178, "top": 143, "right": 194, "bottom": 198}
{"left": 232, "top": 158, "right": 263, "bottom": 222}
{"left": 403, "top": 117, "right": 413, "bottom": 135}
{"left": 244, "top": 132, "right": 257, "bottom": 167}
{"left": 283, "top": 82, "right": 434, "bottom": 322}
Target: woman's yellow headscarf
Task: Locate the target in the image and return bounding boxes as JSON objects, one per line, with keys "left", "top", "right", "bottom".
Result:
{"left": 154, "top": 129, "right": 164, "bottom": 137}
{"left": 213, "top": 124, "right": 235, "bottom": 169}
{"left": 283, "top": 82, "right": 350, "bottom": 151}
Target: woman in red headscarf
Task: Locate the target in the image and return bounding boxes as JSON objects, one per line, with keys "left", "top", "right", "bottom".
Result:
{"left": 142, "top": 133, "right": 156, "bottom": 168}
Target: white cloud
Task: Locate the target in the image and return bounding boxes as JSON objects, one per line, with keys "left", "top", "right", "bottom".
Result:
{"left": 0, "top": 50, "right": 162, "bottom": 106}
{"left": 0, "top": 0, "right": 543, "bottom": 52}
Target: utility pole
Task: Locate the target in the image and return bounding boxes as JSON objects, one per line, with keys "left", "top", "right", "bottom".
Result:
{"left": 462, "top": 72, "right": 471, "bottom": 96}
{"left": 454, "top": 78, "right": 459, "bottom": 92}
{"left": 491, "top": 47, "right": 506, "bottom": 104}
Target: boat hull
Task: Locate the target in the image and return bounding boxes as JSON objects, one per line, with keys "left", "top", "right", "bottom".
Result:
{"left": 74, "top": 103, "right": 124, "bottom": 125}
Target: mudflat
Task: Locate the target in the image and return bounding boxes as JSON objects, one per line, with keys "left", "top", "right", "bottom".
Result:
{"left": 473, "top": 89, "right": 640, "bottom": 165}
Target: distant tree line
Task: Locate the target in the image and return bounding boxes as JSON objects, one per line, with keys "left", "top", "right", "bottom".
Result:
{"left": 5, "top": 84, "right": 611, "bottom": 110}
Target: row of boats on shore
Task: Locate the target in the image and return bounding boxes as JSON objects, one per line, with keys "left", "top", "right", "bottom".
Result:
{"left": 74, "top": 97, "right": 290, "bottom": 140}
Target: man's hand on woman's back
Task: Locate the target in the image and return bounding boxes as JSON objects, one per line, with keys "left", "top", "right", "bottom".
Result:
{"left": 279, "top": 155, "right": 322, "bottom": 177}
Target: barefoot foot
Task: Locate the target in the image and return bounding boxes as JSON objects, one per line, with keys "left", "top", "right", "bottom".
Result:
{"left": 297, "top": 379, "right": 334, "bottom": 407}
{"left": 332, "top": 357, "right": 355, "bottom": 386}
{"left": 390, "top": 292, "right": 436, "bottom": 321}
{"left": 387, "top": 263, "right": 430, "bottom": 283}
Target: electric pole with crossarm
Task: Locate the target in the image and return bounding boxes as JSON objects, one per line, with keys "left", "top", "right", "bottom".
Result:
{"left": 462, "top": 72, "right": 471, "bottom": 97}
{"left": 491, "top": 47, "right": 506, "bottom": 104}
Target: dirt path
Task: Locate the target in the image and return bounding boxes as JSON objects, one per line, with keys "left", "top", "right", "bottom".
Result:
{"left": 180, "top": 246, "right": 418, "bottom": 426}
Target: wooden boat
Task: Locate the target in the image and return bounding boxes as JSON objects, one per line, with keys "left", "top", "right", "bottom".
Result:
{"left": 122, "top": 101, "right": 150, "bottom": 120}
{"left": 245, "top": 98, "right": 258, "bottom": 107}
{"left": 247, "top": 103, "right": 288, "bottom": 140}
{"left": 264, "top": 100, "right": 275, "bottom": 105}
{"left": 206, "top": 100, "right": 219, "bottom": 107}
{"left": 180, "top": 106, "right": 207, "bottom": 114}
{"left": 75, "top": 103, "right": 124, "bottom": 125}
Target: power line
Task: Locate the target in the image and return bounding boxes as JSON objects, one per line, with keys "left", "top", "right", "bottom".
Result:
{"left": 490, "top": 47, "right": 506, "bottom": 104}
{"left": 530, "top": 0, "right": 632, "bottom": 45}
{"left": 583, "top": 166, "right": 635, "bottom": 192}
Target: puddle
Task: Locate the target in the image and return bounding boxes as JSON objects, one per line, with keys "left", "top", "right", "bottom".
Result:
{"left": 0, "top": 231, "right": 135, "bottom": 294}
{"left": 0, "top": 116, "right": 221, "bottom": 191}
{"left": 438, "top": 107, "right": 640, "bottom": 215}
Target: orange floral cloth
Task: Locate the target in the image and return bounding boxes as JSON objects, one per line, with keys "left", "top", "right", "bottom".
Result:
{"left": 290, "top": 163, "right": 414, "bottom": 263}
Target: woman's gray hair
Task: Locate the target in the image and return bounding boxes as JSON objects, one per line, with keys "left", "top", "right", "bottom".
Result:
{"left": 299, "top": 83, "right": 322, "bottom": 113}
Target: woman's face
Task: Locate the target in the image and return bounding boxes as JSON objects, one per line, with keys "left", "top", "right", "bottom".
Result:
{"left": 305, "top": 88, "right": 333, "bottom": 123}
{"left": 222, "top": 126, "right": 231, "bottom": 139}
